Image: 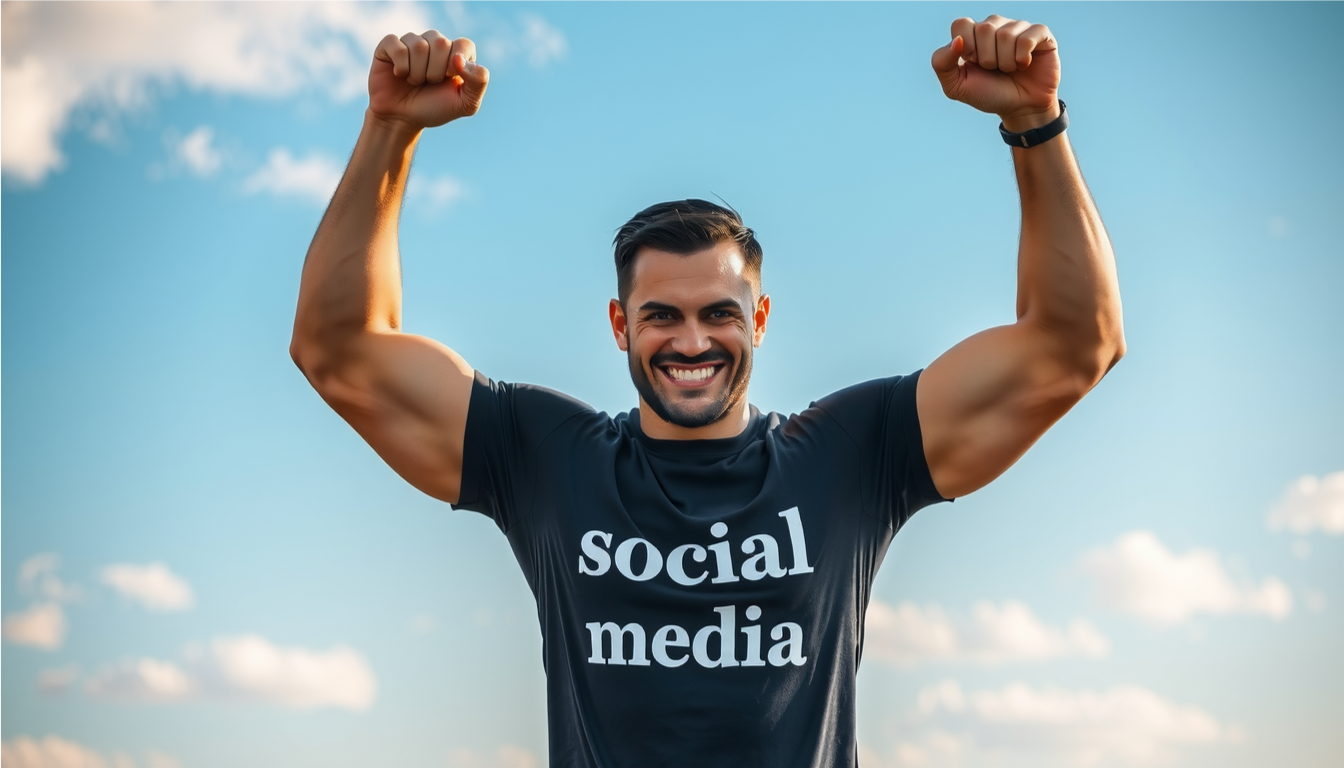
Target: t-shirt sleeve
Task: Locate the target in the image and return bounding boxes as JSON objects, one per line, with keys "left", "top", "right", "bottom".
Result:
{"left": 452, "top": 371, "right": 593, "bottom": 532}
{"left": 811, "top": 369, "right": 951, "bottom": 530}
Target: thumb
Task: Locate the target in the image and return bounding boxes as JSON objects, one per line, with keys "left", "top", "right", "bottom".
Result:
{"left": 455, "top": 55, "right": 490, "bottom": 101}
{"left": 930, "top": 35, "right": 965, "bottom": 95}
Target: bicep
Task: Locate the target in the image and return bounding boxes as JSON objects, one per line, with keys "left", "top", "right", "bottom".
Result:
{"left": 916, "top": 322, "right": 1092, "bottom": 499}
{"left": 308, "top": 331, "right": 474, "bottom": 503}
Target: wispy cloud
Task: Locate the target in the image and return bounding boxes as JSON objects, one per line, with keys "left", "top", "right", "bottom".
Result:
{"left": 1267, "top": 471, "right": 1344, "bottom": 535}
{"left": 101, "top": 563, "right": 194, "bottom": 612}
{"left": 243, "top": 148, "right": 343, "bottom": 207}
{"left": 407, "top": 173, "right": 467, "bottom": 213}
{"left": 0, "top": 735, "right": 181, "bottom": 768}
{"left": 2, "top": 603, "right": 67, "bottom": 650}
{"left": 409, "top": 613, "right": 437, "bottom": 636}
{"left": 1078, "top": 531, "right": 1291, "bottom": 625}
{"left": 450, "top": 4, "right": 568, "bottom": 69}
{"left": 878, "top": 679, "right": 1235, "bottom": 767}
{"left": 19, "top": 553, "right": 84, "bottom": 602}
{"left": 85, "top": 634, "right": 376, "bottom": 711}
{"left": 37, "top": 664, "right": 81, "bottom": 695}
{"left": 174, "top": 125, "right": 224, "bottom": 177}
{"left": 864, "top": 599, "right": 1109, "bottom": 667}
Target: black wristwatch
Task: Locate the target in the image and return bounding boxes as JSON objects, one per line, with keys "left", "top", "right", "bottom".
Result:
{"left": 999, "top": 100, "right": 1068, "bottom": 148}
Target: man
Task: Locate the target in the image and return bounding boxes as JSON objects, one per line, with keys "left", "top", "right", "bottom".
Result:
{"left": 290, "top": 14, "right": 1124, "bottom": 768}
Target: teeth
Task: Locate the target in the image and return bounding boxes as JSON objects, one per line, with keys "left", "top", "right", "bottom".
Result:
{"left": 668, "top": 366, "right": 716, "bottom": 382}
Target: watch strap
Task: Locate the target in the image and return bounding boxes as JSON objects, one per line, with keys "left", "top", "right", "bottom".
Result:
{"left": 999, "top": 100, "right": 1068, "bottom": 148}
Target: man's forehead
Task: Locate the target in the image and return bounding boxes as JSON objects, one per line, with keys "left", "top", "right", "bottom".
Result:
{"left": 628, "top": 242, "right": 752, "bottom": 302}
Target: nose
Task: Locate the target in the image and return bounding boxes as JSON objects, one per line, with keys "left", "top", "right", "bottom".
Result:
{"left": 669, "top": 318, "right": 713, "bottom": 357}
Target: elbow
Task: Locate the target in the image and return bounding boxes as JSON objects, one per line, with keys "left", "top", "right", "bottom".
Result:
{"left": 289, "top": 332, "right": 335, "bottom": 386}
{"left": 1076, "top": 325, "right": 1127, "bottom": 390}
{"left": 289, "top": 334, "right": 315, "bottom": 377}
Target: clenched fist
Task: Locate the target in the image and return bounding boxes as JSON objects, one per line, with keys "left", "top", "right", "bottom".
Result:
{"left": 931, "top": 15, "right": 1060, "bottom": 133}
{"left": 368, "top": 31, "right": 489, "bottom": 130}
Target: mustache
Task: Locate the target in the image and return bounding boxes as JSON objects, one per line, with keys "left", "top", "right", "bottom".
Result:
{"left": 650, "top": 350, "right": 733, "bottom": 368}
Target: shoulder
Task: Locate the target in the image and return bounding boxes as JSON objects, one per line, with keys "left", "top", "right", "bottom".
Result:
{"left": 789, "top": 373, "right": 921, "bottom": 441}
{"left": 468, "top": 372, "right": 608, "bottom": 448}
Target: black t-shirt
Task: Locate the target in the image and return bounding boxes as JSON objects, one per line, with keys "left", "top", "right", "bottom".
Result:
{"left": 454, "top": 370, "right": 949, "bottom": 768}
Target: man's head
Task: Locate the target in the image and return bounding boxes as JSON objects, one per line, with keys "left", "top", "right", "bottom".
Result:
{"left": 608, "top": 200, "right": 770, "bottom": 434}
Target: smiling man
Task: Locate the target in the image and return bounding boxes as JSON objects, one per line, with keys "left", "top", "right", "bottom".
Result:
{"left": 291, "top": 14, "right": 1124, "bottom": 768}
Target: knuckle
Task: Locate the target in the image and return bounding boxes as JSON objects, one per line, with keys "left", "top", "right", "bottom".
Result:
{"left": 976, "top": 22, "right": 996, "bottom": 35}
{"left": 431, "top": 35, "right": 450, "bottom": 49}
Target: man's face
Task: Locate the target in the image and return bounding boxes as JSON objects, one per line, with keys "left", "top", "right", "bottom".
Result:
{"left": 609, "top": 241, "right": 769, "bottom": 430}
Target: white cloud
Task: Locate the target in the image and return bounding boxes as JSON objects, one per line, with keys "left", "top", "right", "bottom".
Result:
{"left": 448, "top": 746, "right": 539, "bottom": 768}
{"left": 865, "top": 599, "right": 1108, "bottom": 667}
{"left": 408, "top": 173, "right": 466, "bottom": 212}
{"left": 173, "top": 125, "right": 224, "bottom": 177}
{"left": 0, "top": 737, "right": 181, "bottom": 768}
{"left": 897, "top": 679, "right": 1233, "bottom": 767}
{"left": 101, "top": 563, "right": 194, "bottom": 612}
{"left": 86, "top": 634, "right": 376, "bottom": 711}
{"left": 0, "top": 1, "right": 432, "bottom": 184}
{"left": 1078, "top": 531, "right": 1291, "bottom": 625}
{"left": 243, "top": 148, "right": 343, "bottom": 206}
{"left": 3, "top": 603, "right": 68, "bottom": 650}
{"left": 19, "top": 553, "right": 84, "bottom": 602}
{"left": 1267, "top": 471, "right": 1344, "bottom": 535}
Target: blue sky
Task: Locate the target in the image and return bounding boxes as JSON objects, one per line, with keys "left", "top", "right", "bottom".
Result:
{"left": 3, "top": 3, "right": 1341, "bottom": 767}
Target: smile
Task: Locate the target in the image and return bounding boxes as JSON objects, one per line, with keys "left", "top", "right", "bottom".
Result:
{"left": 659, "top": 364, "right": 723, "bottom": 387}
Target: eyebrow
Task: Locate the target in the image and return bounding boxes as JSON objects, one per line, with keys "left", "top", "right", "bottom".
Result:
{"left": 636, "top": 299, "right": 743, "bottom": 314}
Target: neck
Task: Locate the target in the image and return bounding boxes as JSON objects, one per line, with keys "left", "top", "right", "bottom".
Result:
{"left": 636, "top": 397, "right": 753, "bottom": 441}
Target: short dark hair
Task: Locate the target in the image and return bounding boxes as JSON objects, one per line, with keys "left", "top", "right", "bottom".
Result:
{"left": 613, "top": 199, "right": 763, "bottom": 304}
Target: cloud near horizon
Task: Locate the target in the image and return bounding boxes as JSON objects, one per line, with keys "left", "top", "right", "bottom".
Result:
{"left": 864, "top": 599, "right": 1109, "bottom": 667}
{"left": 0, "top": 735, "right": 181, "bottom": 768}
{"left": 1078, "top": 531, "right": 1291, "bottom": 625}
{"left": 880, "top": 679, "right": 1234, "bottom": 767}
{"left": 84, "top": 633, "right": 376, "bottom": 711}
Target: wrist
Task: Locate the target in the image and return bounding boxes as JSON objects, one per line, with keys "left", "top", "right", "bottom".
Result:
{"left": 363, "top": 110, "right": 425, "bottom": 146}
{"left": 999, "top": 101, "right": 1061, "bottom": 134}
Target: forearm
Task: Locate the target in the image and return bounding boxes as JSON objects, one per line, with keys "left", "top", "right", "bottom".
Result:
{"left": 291, "top": 112, "right": 423, "bottom": 370}
{"left": 1012, "top": 130, "right": 1125, "bottom": 380}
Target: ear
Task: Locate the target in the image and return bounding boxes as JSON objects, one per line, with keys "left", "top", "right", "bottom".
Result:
{"left": 752, "top": 294, "right": 771, "bottom": 347}
{"left": 609, "top": 299, "right": 629, "bottom": 351}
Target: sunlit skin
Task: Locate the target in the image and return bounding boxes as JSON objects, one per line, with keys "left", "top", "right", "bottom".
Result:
{"left": 608, "top": 241, "right": 770, "bottom": 441}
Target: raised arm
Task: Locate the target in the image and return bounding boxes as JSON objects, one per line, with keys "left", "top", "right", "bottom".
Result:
{"left": 917, "top": 16, "right": 1126, "bottom": 500}
{"left": 289, "top": 32, "right": 489, "bottom": 503}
